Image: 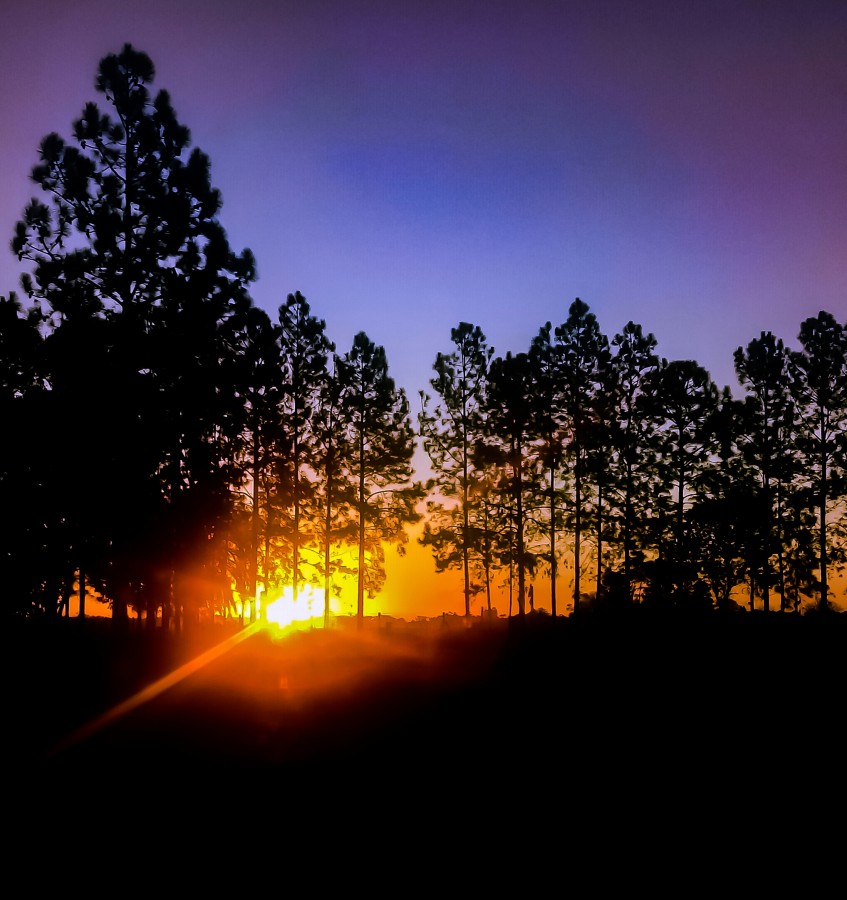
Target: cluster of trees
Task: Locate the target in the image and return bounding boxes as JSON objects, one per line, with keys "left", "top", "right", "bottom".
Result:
{"left": 420, "top": 306, "right": 847, "bottom": 619}
{"left": 2, "top": 45, "right": 845, "bottom": 628}
{"left": 0, "top": 46, "right": 422, "bottom": 628}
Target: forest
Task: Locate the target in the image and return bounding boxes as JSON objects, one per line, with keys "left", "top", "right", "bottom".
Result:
{"left": 2, "top": 44, "right": 846, "bottom": 632}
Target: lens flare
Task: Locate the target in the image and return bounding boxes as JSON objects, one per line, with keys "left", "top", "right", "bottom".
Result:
{"left": 263, "top": 584, "right": 327, "bottom": 629}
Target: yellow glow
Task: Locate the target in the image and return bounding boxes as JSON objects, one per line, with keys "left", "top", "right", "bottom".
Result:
{"left": 263, "top": 584, "right": 331, "bottom": 629}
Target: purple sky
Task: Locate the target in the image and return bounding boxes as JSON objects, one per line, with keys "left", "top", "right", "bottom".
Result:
{"left": 2, "top": 0, "right": 846, "bottom": 414}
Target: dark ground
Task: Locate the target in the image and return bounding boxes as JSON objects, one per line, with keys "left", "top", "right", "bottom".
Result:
{"left": 5, "top": 609, "right": 845, "bottom": 885}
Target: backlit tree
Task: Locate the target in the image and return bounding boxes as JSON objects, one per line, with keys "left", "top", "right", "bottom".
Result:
{"left": 336, "top": 332, "right": 422, "bottom": 625}
{"left": 12, "top": 44, "right": 256, "bottom": 625}
{"left": 419, "top": 322, "right": 492, "bottom": 617}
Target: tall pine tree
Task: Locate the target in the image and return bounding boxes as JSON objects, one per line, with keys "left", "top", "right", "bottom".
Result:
{"left": 337, "top": 333, "right": 422, "bottom": 625}
{"left": 13, "top": 44, "right": 256, "bottom": 626}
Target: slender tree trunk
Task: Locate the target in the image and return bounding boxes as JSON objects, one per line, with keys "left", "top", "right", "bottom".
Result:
{"left": 596, "top": 479, "right": 604, "bottom": 601}
{"left": 483, "top": 505, "right": 492, "bottom": 614}
{"left": 485, "top": 565, "right": 492, "bottom": 613}
{"left": 760, "top": 465, "right": 772, "bottom": 613}
{"left": 462, "top": 454, "right": 471, "bottom": 617}
{"left": 357, "top": 429, "right": 366, "bottom": 627}
{"left": 293, "top": 441, "right": 300, "bottom": 606}
{"left": 819, "top": 438, "right": 828, "bottom": 610}
{"left": 624, "top": 462, "right": 633, "bottom": 602}
{"left": 514, "top": 441, "right": 526, "bottom": 619}
{"left": 549, "top": 463, "right": 557, "bottom": 617}
{"left": 508, "top": 553, "right": 514, "bottom": 618}
{"left": 60, "top": 577, "right": 72, "bottom": 618}
{"left": 262, "top": 480, "right": 272, "bottom": 620}
{"left": 250, "top": 427, "right": 259, "bottom": 624}
{"left": 776, "top": 480, "right": 787, "bottom": 612}
{"left": 323, "top": 484, "right": 333, "bottom": 629}
{"left": 573, "top": 449, "right": 582, "bottom": 613}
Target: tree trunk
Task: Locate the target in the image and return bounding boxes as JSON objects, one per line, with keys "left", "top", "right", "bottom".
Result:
{"left": 819, "top": 443, "right": 828, "bottom": 610}
{"left": 573, "top": 451, "right": 582, "bottom": 614}
{"left": 549, "top": 465, "right": 557, "bottom": 617}
{"left": 78, "top": 567, "right": 86, "bottom": 619}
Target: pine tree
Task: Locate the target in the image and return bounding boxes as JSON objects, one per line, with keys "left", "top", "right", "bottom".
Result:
{"left": 274, "top": 292, "right": 334, "bottom": 607}
{"left": 553, "top": 299, "right": 608, "bottom": 614}
{"left": 734, "top": 332, "right": 797, "bottom": 611}
{"left": 790, "top": 311, "right": 847, "bottom": 612}
{"left": 419, "top": 322, "right": 492, "bottom": 617}
{"left": 484, "top": 350, "right": 539, "bottom": 619}
{"left": 608, "top": 322, "right": 660, "bottom": 601}
{"left": 12, "top": 44, "right": 256, "bottom": 626}
{"left": 337, "top": 333, "right": 422, "bottom": 625}
{"left": 642, "top": 358, "right": 719, "bottom": 605}
{"left": 311, "top": 358, "right": 358, "bottom": 626}
{"left": 224, "top": 305, "right": 282, "bottom": 620}
{"left": 527, "top": 323, "right": 567, "bottom": 616}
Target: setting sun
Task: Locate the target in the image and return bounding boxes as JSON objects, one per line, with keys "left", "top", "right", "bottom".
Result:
{"left": 263, "top": 584, "right": 332, "bottom": 629}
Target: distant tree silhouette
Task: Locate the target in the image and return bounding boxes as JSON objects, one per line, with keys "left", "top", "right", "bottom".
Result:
{"left": 311, "top": 358, "right": 359, "bottom": 627}
{"left": 642, "top": 359, "right": 719, "bottom": 605}
{"left": 527, "top": 322, "right": 568, "bottom": 616}
{"left": 553, "top": 298, "right": 608, "bottom": 614}
{"left": 484, "top": 351, "right": 539, "bottom": 619}
{"left": 584, "top": 338, "right": 618, "bottom": 602}
{"left": 607, "top": 322, "right": 660, "bottom": 601}
{"left": 789, "top": 311, "right": 847, "bottom": 612}
{"left": 688, "top": 387, "right": 757, "bottom": 609}
{"left": 419, "top": 322, "right": 492, "bottom": 617}
{"left": 734, "top": 332, "right": 797, "bottom": 611}
{"left": 224, "top": 305, "right": 282, "bottom": 620}
{"left": 336, "top": 333, "right": 422, "bottom": 625}
{"left": 272, "top": 292, "right": 335, "bottom": 608}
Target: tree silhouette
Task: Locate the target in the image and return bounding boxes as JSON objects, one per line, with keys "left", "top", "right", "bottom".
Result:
{"left": 527, "top": 322, "right": 568, "bottom": 616}
{"left": 273, "top": 292, "right": 334, "bottom": 607}
{"left": 734, "top": 332, "right": 797, "bottom": 611}
{"left": 336, "top": 333, "right": 422, "bottom": 625}
{"left": 553, "top": 298, "right": 608, "bottom": 614}
{"left": 484, "top": 351, "right": 539, "bottom": 619}
{"left": 608, "top": 321, "right": 660, "bottom": 602}
{"left": 311, "top": 358, "right": 359, "bottom": 627}
{"left": 224, "top": 304, "right": 282, "bottom": 620}
{"left": 419, "top": 322, "right": 492, "bottom": 617}
{"left": 584, "top": 340, "right": 618, "bottom": 603}
{"left": 12, "top": 44, "right": 256, "bottom": 626}
{"left": 790, "top": 311, "right": 847, "bottom": 612}
{"left": 642, "top": 359, "right": 719, "bottom": 605}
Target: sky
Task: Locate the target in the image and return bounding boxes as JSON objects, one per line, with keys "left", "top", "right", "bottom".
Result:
{"left": 2, "top": 0, "right": 846, "bottom": 616}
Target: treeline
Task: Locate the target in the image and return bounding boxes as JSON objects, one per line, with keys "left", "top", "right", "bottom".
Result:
{"left": 1, "top": 45, "right": 845, "bottom": 627}
{"left": 420, "top": 306, "right": 846, "bottom": 619}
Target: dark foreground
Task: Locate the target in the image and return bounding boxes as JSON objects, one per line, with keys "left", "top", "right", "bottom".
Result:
{"left": 6, "top": 609, "right": 845, "bottom": 881}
